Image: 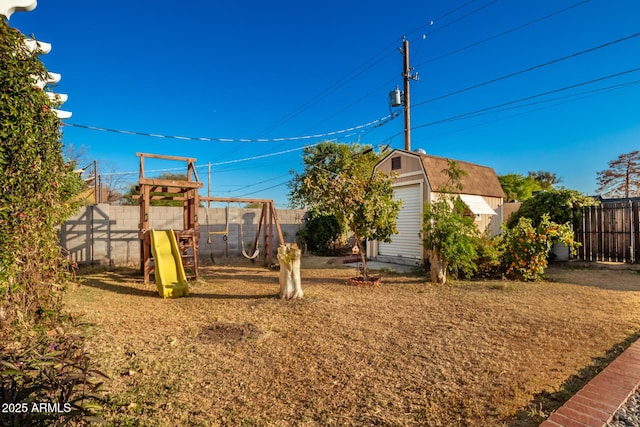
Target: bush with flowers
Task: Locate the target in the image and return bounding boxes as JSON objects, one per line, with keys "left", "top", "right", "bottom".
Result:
{"left": 502, "top": 214, "right": 579, "bottom": 281}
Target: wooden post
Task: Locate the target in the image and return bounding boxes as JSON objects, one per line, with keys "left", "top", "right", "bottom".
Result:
{"left": 267, "top": 203, "right": 273, "bottom": 265}
{"left": 271, "top": 202, "right": 285, "bottom": 244}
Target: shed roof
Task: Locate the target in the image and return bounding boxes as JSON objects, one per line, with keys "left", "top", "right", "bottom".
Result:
{"left": 382, "top": 150, "right": 505, "bottom": 198}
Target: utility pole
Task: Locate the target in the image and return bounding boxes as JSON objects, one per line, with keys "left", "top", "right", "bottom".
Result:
{"left": 400, "top": 38, "right": 418, "bottom": 152}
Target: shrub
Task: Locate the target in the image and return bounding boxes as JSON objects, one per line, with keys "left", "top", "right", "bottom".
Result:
{"left": 296, "top": 210, "right": 343, "bottom": 255}
{"left": 502, "top": 214, "right": 578, "bottom": 281}
{"left": 473, "top": 234, "right": 503, "bottom": 279}
{"left": 0, "top": 319, "right": 106, "bottom": 426}
{"left": 506, "top": 189, "right": 597, "bottom": 229}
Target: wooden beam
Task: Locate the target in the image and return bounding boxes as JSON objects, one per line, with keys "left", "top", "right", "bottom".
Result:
{"left": 139, "top": 178, "right": 203, "bottom": 189}
{"left": 201, "top": 197, "right": 274, "bottom": 204}
{"left": 136, "top": 152, "right": 197, "bottom": 163}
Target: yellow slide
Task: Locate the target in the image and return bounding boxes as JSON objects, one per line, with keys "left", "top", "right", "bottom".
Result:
{"left": 150, "top": 229, "right": 189, "bottom": 298}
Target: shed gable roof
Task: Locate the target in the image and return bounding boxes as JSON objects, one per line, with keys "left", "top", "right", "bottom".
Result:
{"left": 380, "top": 150, "right": 505, "bottom": 198}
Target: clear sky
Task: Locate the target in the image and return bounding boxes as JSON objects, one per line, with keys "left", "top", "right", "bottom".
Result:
{"left": 8, "top": 0, "right": 640, "bottom": 207}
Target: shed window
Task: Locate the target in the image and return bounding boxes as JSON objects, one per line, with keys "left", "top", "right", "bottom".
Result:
{"left": 391, "top": 156, "right": 401, "bottom": 170}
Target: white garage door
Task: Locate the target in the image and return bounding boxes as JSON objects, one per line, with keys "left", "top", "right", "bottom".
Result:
{"left": 378, "top": 184, "right": 423, "bottom": 261}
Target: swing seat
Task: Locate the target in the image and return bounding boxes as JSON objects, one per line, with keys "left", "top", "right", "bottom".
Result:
{"left": 242, "top": 248, "right": 260, "bottom": 260}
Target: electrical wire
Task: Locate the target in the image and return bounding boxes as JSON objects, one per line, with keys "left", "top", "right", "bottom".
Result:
{"left": 412, "top": 31, "right": 640, "bottom": 109}
{"left": 301, "top": 0, "right": 593, "bottom": 134}
{"left": 413, "top": 0, "right": 591, "bottom": 68}
{"left": 233, "top": 144, "right": 376, "bottom": 199}
{"left": 409, "top": 0, "right": 501, "bottom": 43}
{"left": 249, "top": 0, "right": 501, "bottom": 140}
{"left": 411, "top": 66, "right": 640, "bottom": 131}
{"left": 98, "top": 114, "right": 398, "bottom": 178}
{"left": 166, "top": 72, "right": 640, "bottom": 201}
{"left": 416, "top": 78, "right": 640, "bottom": 143}
{"left": 63, "top": 114, "right": 393, "bottom": 144}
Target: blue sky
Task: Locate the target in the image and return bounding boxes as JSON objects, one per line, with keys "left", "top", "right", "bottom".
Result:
{"left": 8, "top": 0, "right": 640, "bottom": 207}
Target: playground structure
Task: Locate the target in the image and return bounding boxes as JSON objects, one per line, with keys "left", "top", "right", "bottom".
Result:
{"left": 202, "top": 197, "right": 285, "bottom": 265}
{"left": 137, "top": 153, "right": 286, "bottom": 286}
{"left": 138, "top": 153, "right": 202, "bottom": 285}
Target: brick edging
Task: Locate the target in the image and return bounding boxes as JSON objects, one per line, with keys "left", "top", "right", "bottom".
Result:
{"left": 540, "top": 338, "right": 640, "bottom": 427}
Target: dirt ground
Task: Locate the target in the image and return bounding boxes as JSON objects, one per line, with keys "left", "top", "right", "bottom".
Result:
{"left": 65, "top": 258, "right": 640, "bottom": 426}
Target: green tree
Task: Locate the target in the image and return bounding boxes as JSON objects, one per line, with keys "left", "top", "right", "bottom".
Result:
{"left": 498, "top": 173, "right": 541, "bottom": 202}
{"left": 422, "top": 160, "right": 479, "bottom": 284}
{"left": 506, "top": 189, "right": 597, "bottom": 229}
{"left": 288, "top": 141, "right": 380, "bottom": 209}
{"left": 121, "top": 173, "right": 190, "bottom": 206}
{"left": 596, "top": 150, "right": 640, "bottom": 198}
{"left": 288, "top": 142, "right": 401, "bottom": 280}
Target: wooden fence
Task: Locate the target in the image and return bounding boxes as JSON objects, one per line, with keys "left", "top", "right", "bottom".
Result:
{"left": 575, "top": 201, "right": 640, "bottom": 263}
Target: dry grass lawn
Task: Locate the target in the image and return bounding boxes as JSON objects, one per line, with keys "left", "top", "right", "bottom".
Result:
{"left": 64, "top": 258, "right": 640, "bottom": 426}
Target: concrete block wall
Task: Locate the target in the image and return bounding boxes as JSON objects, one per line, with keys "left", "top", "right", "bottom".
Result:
{"left": 59, "top": 204, "right": 306, "bottom": 266}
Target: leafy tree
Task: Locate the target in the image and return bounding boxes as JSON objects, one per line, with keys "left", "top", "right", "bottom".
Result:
{"left": 498, "top": 174, "right": 541, "bottom": 202}
{"left": 596, "top": 150, "right": 640, "bottom": 198}
{"left": 121, "top": 173, "right": 190, "bottom": 206}
{"left": 0, "top": 20, "right": 84, "bottom": 316}
{"left": 506, "top": 189, "right": 597, "bottom": 229}
{"left": 422, "top": 160, "right": 480, "bottom": 284}
{"left": 288, "top": 141, "right": 400, "bottom": 280}
{"left": 528, "top": 170, "right": 562, "bottom": 190}
{"left": 288, "top": 141, "right": 380, "bottom": 209}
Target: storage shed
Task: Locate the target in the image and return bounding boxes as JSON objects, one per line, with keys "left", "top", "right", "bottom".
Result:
{"left": 368, "top": 149, "right": 505, "bottom": 265}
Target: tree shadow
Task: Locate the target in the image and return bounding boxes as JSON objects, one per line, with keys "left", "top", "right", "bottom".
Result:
{"left": 188, "top": 292, "right": 278, "bottom": 300}
{"left": 506, "top": 330, "right": 640, "bottom": 426}
{"left": 80, "top": 277, "right": 157, "bottom": 298}
{"left": 79, "top": 269, "right": 281, "bottom": 300}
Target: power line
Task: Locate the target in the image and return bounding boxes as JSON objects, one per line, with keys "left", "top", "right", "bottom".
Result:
{"left": 301, "top": 0, "right": 592, "bottom": 135}
{"left": 411, "top": 66, "right": 640, "bottom": 131}
{"left": 63, "top": 114, "right": 393, "bottom": 143}
{"left": 251, "top": 0, "right": 501, "bottom": 140}
{"left": 229, "top": 76, "right": 640, "bottom": 199}
{"left": 417, "top": 78, "right": 640, "bottom": 143}
{"left": 98, "top": 114, "right": 398, "bottom": 178}
{"left": 379, "top": 66, "right": 640, "bottom": 144}
{"left": 214, "top": 71, "right": 640, "bottom": 199}
{"left": 413, "top": 0, "right": 591, "bottom": 68}
{"left": 232, "top": 141, "right": 387, "bottom": 199}
{"left": 412, "top": 31, "right": 640, "bottom": 109}
{"left": 410, "top": 0, "right": 501, "bottom": 42}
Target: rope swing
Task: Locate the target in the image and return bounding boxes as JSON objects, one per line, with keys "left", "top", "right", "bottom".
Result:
{"left": 240, "top": 220, "right": 260, "bottom": 260}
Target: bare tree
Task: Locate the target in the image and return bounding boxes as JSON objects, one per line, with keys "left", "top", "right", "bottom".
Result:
{"left": 63, "top": 143, "right": 89, "bottom": 167}
{"left": 527, "top": 170, "right": 562, "bottom": 190}
{"left": 99, "top": 161, "right": 130, "bottom": 203}
{"left": 596, "top": 150, "right": 640, "bottom": 198}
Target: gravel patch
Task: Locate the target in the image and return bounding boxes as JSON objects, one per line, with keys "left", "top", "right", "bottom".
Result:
{"left": 609, "top": 389, "right": 640, "bottom": 427}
